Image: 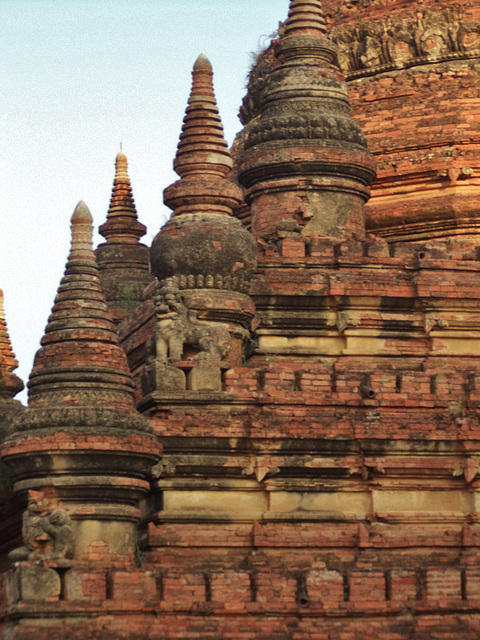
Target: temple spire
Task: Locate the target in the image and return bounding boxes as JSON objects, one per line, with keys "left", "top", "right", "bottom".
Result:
{"left": 237, "top": 0, "right": 375, "bottom": 241}
{"left": 99, "top": 150, "right": 146, "bottom": 245}
{"left": 173, "top": 54, "right": 231, "bottom": 181}
{"left": 284, "top": 0, "right": 327, "bottom": 36}
{"left": 3, "top": 202, "right": 160, "bottom": 564}
{"left": 0, "top": 289, "right": 23, "bottom": 398}
{"left": 162, "top": 54, "right": 244, "bottom": 219}
{"left": 150, "top": 56, "right": 257, "bottom": 381}
{"left": 153, "top": 55, "right": 256, "bottom": 290}
{"left": 28, "top": 201, "right": 134, "bottom": 412}
{"left": 96, "top": 153, "right": 153, "bottom": 324}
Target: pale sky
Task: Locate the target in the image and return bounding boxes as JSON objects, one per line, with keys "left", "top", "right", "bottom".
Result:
{"left": 1, "top": 0, "right": 289, "bottom": 402}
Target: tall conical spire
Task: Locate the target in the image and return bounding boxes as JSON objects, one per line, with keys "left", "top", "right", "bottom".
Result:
{"left": 152, "top": 55, "right": 256, "bottom": 293}
{"left": 0, "top": 289, "right": 23, "bottom": 398}
{"left": 3, "top": 202, "right": 160, "bottom": 564}
{"left": 28, "top": 201, "right": 135, "bottom": 413}
{"left": 161, "top": 54, "right": 243, "bottom": 220}
{"left": 149, "top": 56, "right": 257, "bottom": 381}
{"left": 284, "top": 0, "right": 326, "bottom": 36}
{"left": 99, "top": 150, "right": 146, "bottom": 244}
{"left": 173, "top": 54, "right": 232, "bottom": 181}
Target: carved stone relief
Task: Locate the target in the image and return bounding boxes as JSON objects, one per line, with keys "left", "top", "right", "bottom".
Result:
{"left": 11, "top": 404, "right": 151, "bottom": 432}
{"left": 9, "top": 490, "right": 74, "bottom": 563}
{"left": 154, "top": 279, "right": 231, "bottom": 364}
{"left": 331, "top": 7, "right": 480, "bottom": 78}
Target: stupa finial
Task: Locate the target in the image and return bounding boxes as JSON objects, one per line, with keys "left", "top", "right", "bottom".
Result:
{"left": 173, "top": 54, "right": 231, "bottom": 180}
{"left": 152, "top": 56, "right": 256, "bottom": 295}
{"left": 0, "top": 288, "right": 23, "bottom": 399}
{"left": 284, "top": 0, "right": 327, "bottom": 36}
{"left": 99, "top": 151, "right": 146, "bottom": 244}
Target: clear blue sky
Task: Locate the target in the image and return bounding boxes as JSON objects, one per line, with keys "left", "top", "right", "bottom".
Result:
{"left": 0, "top": 0, "right": 289, "bottom": 401}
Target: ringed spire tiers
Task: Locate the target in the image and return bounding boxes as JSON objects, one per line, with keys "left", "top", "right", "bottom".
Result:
{"left": 237, "top": 0, "right": 376, "bottom": 241}
{"left": 96, "top": 151, "right": 153, "bottom": 324}
{"left": 173, "top": 54, "right": 232, "bottom": 182}
{"left": 27, "top": 201, "right": 137, "bottom": 416}
{"left": 161, "top": 54, "right": 244, "bottom": 218}
{"left": 99, "top": 150, "right": 146, "bottom": 245}
{"left": 284, "top": 0, "right": 327, "bottom": 36}
{"left": 151, "top": 55, "right": 257, "bottom": 294}
{"left": 0, "top": 289, "right": 23, "bottom": 399}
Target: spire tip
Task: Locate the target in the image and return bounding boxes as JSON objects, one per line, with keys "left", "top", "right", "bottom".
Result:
{"left": 194, "top": 53, "right": 212, "bottom": 72}
{"left": 71, "top": 200, "right": 93, "bottom": 225}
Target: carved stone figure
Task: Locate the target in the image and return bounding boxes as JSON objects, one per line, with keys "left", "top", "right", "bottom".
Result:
{"left": 154, "top": 279, "right": 231, "bottom": 364}
{"left": 9, "top": 490, "right": 74, "bottom": 563}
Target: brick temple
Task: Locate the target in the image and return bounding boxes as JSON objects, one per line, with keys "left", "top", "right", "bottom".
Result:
{"left": 2, "top": 0, "right": 480, "bottom": 637}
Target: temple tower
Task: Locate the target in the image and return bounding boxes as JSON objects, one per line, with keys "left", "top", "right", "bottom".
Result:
{"left": 237, "top": 0, "right": 375, "bottom": 241}
{"left": 0, "top": 289, "right": 23, "bottom": 408}
{"left": 2, "top": 202, "right": 160, "bottom": 613}
{"left": 0, "top": 290, "right": 23, "bottom": 511}
{"left": 96, "top": 151, "right": 153, "bottom": 323}
{"left": 148, "top": 54, "right": 257, "bottom": 393}
{"left": 2, "top": 0, "right": 480, "bottom": 638}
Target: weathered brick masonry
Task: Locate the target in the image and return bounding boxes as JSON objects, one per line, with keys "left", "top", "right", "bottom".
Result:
{"left": 2, "top": 0, "right": 480, "bottom": 638}
{"left": 324, "top": 0, "right": 480, "bottom": 241}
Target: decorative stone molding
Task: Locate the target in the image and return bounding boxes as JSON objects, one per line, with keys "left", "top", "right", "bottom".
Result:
{"left": 10, "top": 405, "right": 152, "bottom": 432}
{"left": 151, "top": 214, "right": 257, "bottom": 295}
{"left": 244, "top": 112, "right": 367, "bottom": 149}
{"left": 331, "top": 6, "right": 480, "bottom": 79}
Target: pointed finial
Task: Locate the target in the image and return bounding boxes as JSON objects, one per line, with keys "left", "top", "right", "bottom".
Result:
{"left": 69, "top": 200, "right": 94, "bottom": 260}
{"left": 71, "top": 200, "right": 93, "bottom": 224}
{"left": 193, "top": 53, "right": 212, "bottom": 73}
{"left": 114, "top": 150, "right": 129, "bottom": 182}
{"left": 173, "top": 54, "right": 231, "bottom": 179}
{"left": 99, "top": 150, "right": 146, "bottom": 244}
{"left": 284, "top": 0, "right": 326, "bottom": 36}
{"left": 0, "top": 288, "right": 24, "bottom": 398}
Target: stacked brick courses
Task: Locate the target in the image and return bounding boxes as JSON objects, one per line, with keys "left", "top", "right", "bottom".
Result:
{"left": 3, "top": 0, "right": 480, "bottom": 638}
{"left": 323, "top": 0, "right": 480, "bottom": 241}
{"left": 95, "top": 151, "right": 153, "bottom": 324}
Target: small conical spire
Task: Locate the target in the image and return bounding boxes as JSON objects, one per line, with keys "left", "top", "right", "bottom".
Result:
{"left": 173, "top": 54, "right": 232, "bottom": 180}
{"left": 0, "top": 289, "right": 23, "bottom": 398}
{"left": 284, "top": 0, "right": 326, "bottom": 36}
{"left": 28, "top": 201, "right": 134, "bottom": 412}
{"left": 162, "top": 55, "right": 243, "bottom": 218}
{"left": 43, "top": 201, "right": 117, "bottom": 341}
{"left": 99, "top": 150, "right": 146, "bottom": 244}
{"left": 0, "top": 289, "right": 19, "bottom": 374}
